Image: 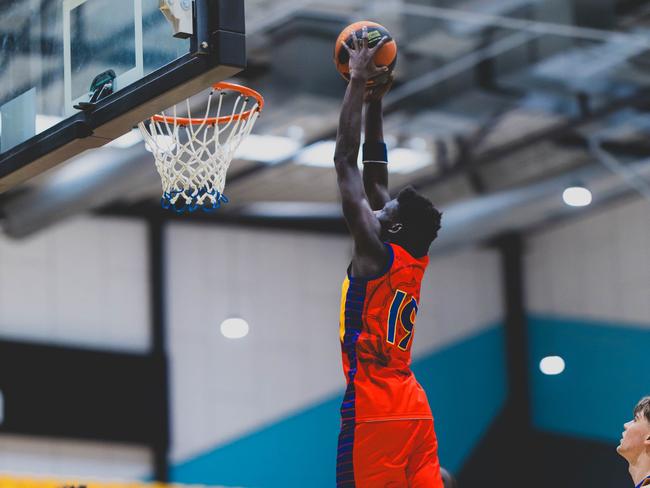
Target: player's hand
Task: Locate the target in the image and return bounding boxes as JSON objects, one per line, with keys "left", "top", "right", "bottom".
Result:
{"left": 364, "top": 74, "right": 394, "bottom": 103}
{"left": 342, "top": 26, "right": 390, "bottom": 82}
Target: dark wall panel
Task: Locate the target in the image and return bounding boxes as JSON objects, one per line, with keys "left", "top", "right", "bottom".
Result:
{"left": 460, "top": 427, "right": 628, "bottom": 488}
{"left": 0, "top": 340, "right": 165, "bottom": 446}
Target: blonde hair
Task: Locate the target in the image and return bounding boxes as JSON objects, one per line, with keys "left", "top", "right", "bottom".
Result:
{"left": 633, "top": 396, "right": 650, "bottom": 422}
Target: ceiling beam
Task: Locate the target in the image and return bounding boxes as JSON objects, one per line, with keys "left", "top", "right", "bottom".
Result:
{"left": 410, "top": 89, "right": 650, "bottom": 192}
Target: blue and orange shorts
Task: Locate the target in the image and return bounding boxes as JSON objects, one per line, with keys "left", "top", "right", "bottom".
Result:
{"left": 336, "top": 419, "right": 444, "bottom": 487}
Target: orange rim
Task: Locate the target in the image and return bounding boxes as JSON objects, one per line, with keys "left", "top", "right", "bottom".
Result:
{"left": 151, "top": 82, "right": 264, "bottom": 126}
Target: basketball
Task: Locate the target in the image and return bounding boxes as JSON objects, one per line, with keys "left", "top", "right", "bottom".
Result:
{"left": 334, "top": 21, "right": 397, "bottom": 86}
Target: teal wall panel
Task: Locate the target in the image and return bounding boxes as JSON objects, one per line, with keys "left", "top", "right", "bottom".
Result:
{"left": 529, "top": 314, "right": 650, "bottom": 443}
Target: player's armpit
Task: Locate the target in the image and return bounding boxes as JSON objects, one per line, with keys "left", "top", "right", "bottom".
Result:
{"left": 335, "top": 161, "right": 388, "bottom": 278}
{"left": 342, "top": 208, "right": 388, "bottom": 280}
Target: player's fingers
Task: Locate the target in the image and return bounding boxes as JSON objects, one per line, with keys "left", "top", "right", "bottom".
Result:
{"left": 371, "top": 35, "right": 389, "bottom": 53}
{"left": 362, "top": 26, "right": 369, "bottom": 49}
{"left": 341, "top": 41, "right": 352, "bottom": 54}
{"left": 351, "top": 30, "right": 360, "bottom": 50}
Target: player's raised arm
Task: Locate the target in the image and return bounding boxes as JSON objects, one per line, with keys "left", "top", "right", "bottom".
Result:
{"left": 334, "top": 28, "right": 390, "bottom": 276}
{"left": 362, "top": 79, "right": 393, "bottom": 210}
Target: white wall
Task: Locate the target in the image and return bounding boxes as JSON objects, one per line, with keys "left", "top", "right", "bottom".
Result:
{"left": 0, "top": 434, "right": 151, "bottom": 480}
{"left": 0, "top": 217, "right": 150, "bottom": 352}
{"left": 0, "top": 216, "right": 152, "bottom": 479}
{"left": 166, "top": 223, "right": 504, "bottom": 463}
{"left": 415, "top": 247, "right": 503, "bottom": 357}
{"left": 166, "top": 224, "right": 349, "bottom": 462}
{"left": 526, "top": 197, "right": 650, "bottom": 327}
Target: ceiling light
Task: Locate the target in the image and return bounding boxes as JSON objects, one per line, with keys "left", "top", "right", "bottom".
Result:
{"left": 539, "top": 356, "right": 565, "bottom": 375}
{"left": 296, "top": 140, "right": 339, "bottom": 167}
{"left": 235, "top": 134, "right": 301, "bottom": 163}
{"left": 384, "top": 134, "right": 398, "bottom": 149}
{"left": 286, "top": 125, "right": 305, "bottom": 141}
{"left": 387, "top": 147, "right": 433, "bottom": 174}
{"left": 406, "top": 137, "right": 429, "bottom": 151}
{"left": 220, "top": 317, "right": 249, "bottom": 339}
{"left": 144, "top": 134, "right": 176, "bottom": 153}
{"left": 562, "top": 186, "right": 592, "bottom": 207}
{"left": 296, "top": 141, "right": 432, "bottom": 174}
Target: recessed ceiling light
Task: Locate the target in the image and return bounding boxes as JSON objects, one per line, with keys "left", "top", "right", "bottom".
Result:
{"left": 539, "top": 356, "right": 565, "bottom": 375}
{"left": 562, "top": 186, "right": 592, "bottom": 207}
{"left": 220, "top": 317, "right": 250, "bottom": 339}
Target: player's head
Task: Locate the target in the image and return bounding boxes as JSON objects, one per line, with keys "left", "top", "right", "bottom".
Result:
{"left": 375, "top": 186, "right": 442, "bottom": 257}
{"left": 617, "top": 396, "right": 650, "bottom": 462}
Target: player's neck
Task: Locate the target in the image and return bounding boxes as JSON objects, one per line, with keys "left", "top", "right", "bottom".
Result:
{"left": 629, "top": 453, "right": 650, "bottom": 486}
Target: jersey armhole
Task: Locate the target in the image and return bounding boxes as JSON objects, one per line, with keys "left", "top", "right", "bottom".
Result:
{"left": 347, "top": 243, "right": 394, "bottom": 281}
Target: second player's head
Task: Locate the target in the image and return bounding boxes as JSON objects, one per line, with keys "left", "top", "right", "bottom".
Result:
{"left": 617, "top": 396, "right": 650, "bottom": 463}
{"left": 375, "top": 186, "right": 442, "bottom": 257}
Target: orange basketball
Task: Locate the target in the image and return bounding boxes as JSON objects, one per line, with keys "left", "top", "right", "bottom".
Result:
{"left": 334, "top": 21, "right": 397, "bottom": 86}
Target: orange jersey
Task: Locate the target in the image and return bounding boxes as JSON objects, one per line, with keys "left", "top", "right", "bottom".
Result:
{"left": 337, "top": 419, "right": 443, "bottom": 487}
{"left": 339, "top": 243, "right": 432, "bottom": 423}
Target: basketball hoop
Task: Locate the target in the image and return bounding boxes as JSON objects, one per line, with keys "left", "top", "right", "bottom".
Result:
{"left": 138, "top": 82, "right": 264, "bottom": 213}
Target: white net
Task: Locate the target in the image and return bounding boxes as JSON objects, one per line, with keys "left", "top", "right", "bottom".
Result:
{"left": 138, "top": 85, "right": 261, "bottom": 213}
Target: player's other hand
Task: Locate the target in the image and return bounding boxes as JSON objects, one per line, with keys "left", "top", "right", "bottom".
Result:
{"left": 365, "top": 74, "right": 394, "bottom": 103}
{"left": 342, "top": 26, "right": 390, "bottom": 82}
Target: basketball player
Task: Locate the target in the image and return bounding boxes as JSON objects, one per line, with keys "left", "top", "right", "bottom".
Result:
{"left": 618, "top": 396, "right": 650, "bottom": 487}
{"left": 334, "top": 27, "right": 444, "bottom": 487}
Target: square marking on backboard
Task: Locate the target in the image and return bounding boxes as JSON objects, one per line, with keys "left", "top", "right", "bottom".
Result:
{"left": 63, "top": 0, "right": 144, "bottom": 116}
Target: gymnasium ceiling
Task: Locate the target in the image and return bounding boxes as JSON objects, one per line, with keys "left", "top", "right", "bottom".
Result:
{"left": 1, "top": 0, "right": 650, "bottom": 247}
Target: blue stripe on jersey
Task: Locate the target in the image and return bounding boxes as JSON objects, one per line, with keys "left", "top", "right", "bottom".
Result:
{"left": 637, "top": 476, "right": 650, "bottom": 488}
{"left": 336, "top": 277, "right": 367, "bottom": 488}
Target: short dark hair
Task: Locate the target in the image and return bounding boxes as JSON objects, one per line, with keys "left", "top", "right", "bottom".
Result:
{"left": 634, "top": 396, "right": 650, "bottom": 423}
{"left": 396, "top": 186, "right": 442, "bottom": 256}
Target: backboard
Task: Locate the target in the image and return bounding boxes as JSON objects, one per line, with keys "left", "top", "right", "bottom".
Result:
{"left": 0, "top": 0, "right": 246, "bottom": 193}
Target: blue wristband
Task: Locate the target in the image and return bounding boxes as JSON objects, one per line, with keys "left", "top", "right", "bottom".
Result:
{"left": 362, "top": 142, "right": 388, "bottom": 163}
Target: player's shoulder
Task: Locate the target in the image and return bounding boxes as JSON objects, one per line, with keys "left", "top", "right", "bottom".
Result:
{"left": 388, "top": 243, "right": 428, "bottom": 267}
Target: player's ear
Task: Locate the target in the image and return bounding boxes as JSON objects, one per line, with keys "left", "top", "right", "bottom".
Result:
{"left": 388, "top": 223, "right": 403, "bottom": 234}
